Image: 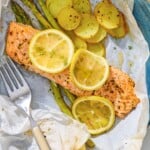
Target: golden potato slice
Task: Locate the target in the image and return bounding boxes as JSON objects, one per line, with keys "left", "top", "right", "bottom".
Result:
{"left": 57, "top": 7, "right": 81, "bottom": 30}
{"left": 86, "top": 26, "right": 107, "bottom": 43}
{"left": 47, "top": 0, "right": 72, "bottom": 18}
{"left": 87, "top": 42, "right": 106, "bottom": 57}
{"left": 94, "top": 0, "right": 120, "bottom": 29}
{"left": 73, "top": 0, "right": 91, "bottom": 14}
{"left": 74, "top": 14, "right": 99, "bottom": 39}
{"left": 67, "top": 31, "right": 87, "bottom": 50}
{"left": 73, "top": 36, "right": 87, "bottom": 50}
{"left": 46, "top": 0, "right": 52, "bottom": 8}
{"left": 107, "top": 13, "right": 129, "bottom": 38}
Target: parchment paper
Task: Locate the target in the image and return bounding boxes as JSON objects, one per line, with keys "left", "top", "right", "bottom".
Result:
{"left": 0, "top": 0, "right": 149, "bottom": 150}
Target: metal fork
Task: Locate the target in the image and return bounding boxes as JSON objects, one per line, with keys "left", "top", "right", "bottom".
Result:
{"left": 0, "top": 56, "right": 50, "bottom": 150}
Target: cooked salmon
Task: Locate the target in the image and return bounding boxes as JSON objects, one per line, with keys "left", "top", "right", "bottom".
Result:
{"left": 6, "top": 22, "right": 140, "bottom": 118}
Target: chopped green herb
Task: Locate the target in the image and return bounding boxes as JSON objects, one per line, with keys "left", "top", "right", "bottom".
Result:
{"left": 128, "top": 45, "right": 133, "bottom": 50}
{"left": 129, "top": 61, "right": 133, "bottom": 67}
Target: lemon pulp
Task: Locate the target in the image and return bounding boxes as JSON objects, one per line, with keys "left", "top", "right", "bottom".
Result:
{"left": 70, "top": 49, "right": 109, "bottom": 90}
{"left": 29, "top": 29, "right": 74, "bottom": 73}
{"left": 72, "top": 96, "right": 115, "bottom": 135}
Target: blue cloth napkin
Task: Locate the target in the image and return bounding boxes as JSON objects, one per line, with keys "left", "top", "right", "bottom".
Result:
{"left": 133, "top": 0, "right": 150, "bottom": 95}
{"left": 133, "top": 0, "right": 150, "bottom": 122}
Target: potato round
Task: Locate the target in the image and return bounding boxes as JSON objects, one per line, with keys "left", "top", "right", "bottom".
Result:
{"left": 66, "top": 31, "right": 87, "bottom": 50}
{"left": 73, "top": 0, "right": 91, "bottom": 14}
{"left": 107, "top": 13, "right": 128, "bottom": 38}
{"left": 47, "top": 0, "right": 72, "bottom": 18}
{"left": 46, "top": 0, "right": 52, "bottom": 8}
{"left": 57, "top": 7, "right": 81, "bottom": 30}
{"left": 74, "top": 13, "right": 99, "bottom": 39}
{"left": 94, "top": 1, "right": 120, "bottom": 29}
{"left": 87, "top": 42, "right": 106, "bottom": 57}
{"left": 73, "top": 36, "right": 87, "bottom": 50}
{"left": 86, "top": 26, "right": 107, "bottom": 43}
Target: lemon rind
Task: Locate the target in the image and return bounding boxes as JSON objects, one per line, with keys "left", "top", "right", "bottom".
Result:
{"left": 70, "top": 49, "right": 109, "bottom": 91}
{"left": 72, "top": 96, "right": 115, "bottom": 135}
{"left": 29, "top": 29, "right": 74, "bottom": 73}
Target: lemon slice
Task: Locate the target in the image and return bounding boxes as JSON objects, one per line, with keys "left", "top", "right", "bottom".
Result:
{"left": 29, "top": 29, "right": 74, "bottom": 73}
{"left": 70, "top": 49, "right": 109, "bottom": 90}
{"left": 72, "top": 96, "right": 115, "bottom": 135}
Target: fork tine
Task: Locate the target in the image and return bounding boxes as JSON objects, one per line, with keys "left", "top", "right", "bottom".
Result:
{"left": 7, "top": 57, "right": 27, "bottom": 86}
{"left": 0, "top": 66, "right": 14, "bottom": 95}
{"left": 4, "top": 57, "right": 21, "bottom": 88}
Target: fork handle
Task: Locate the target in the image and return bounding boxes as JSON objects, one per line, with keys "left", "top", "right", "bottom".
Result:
{"left": 32, "top": 125, "right": 51, "bottom": 150}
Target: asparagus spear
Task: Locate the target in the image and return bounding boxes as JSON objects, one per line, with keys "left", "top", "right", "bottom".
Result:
{"left": 11, "top": 1, "right": 25, "bottom": 23}
{"left": 14, "top": 1, "right": 32, "bottom": 25}
{"left": 50, "top": 81, "right": 73, "bottom": 117}
{"left": 38, "top": 0, "right": 61, "bottom": 30}
{"left": 21, "top": 0, "right": 52, "bottom": 28}
{"left": 63, "top": 88, "right": 76, "bottom": 104}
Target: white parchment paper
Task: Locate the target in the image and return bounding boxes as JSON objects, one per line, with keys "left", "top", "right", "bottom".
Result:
{"left": 0, "top": 96, "right": 90, "bottom": 150}
{"left": 0, "top": 0, "right": 149, "bottom": 150}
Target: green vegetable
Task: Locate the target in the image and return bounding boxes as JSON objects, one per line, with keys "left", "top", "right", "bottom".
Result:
{"left": 63, "top": 88, "right": 76, "bottom": 104}
{"left": 21, "top": 0, "right": 52, "bottom": 29}
{"left": 50, "top": 81, "right": 73, "bottom": 117}
{"left": 38, "top": 0, "right": 61, "bottom": 30}
{"left": 11, "top": 1, "right": 32, "bottom": 25}
{"left": 11, "top": 2, "right": 22, "bottom": 23}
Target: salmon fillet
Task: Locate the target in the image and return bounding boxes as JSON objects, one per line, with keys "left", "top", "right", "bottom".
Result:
{"left": 6, "top": 22, "right": 140, "bottom": 118}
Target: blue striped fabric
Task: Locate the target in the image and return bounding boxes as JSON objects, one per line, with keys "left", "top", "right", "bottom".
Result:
{"left": 133, "top": 0, "right": 150, "bottom": 125}
{"left": 133, "top": 0, "right": 150, "bottom": 122}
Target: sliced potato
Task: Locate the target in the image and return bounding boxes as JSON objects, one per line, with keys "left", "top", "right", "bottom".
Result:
{"left": 73, "top": 0, "right": 91, "bottom": 14}
{"left": 67, "top": 31, "right": 87, "bottom": 50}
{"left": 73, "top": 36, "right": 87, "bottom": 50}
{"left": 47, "top": 0, "right": 72, "bottom": 18}
{"left": 74, "top": 13, "right": 99, "bottom": 39}
{"left": 86, "top": 26, "right": 107, "bottom": 43}
{"left": 57, "top": 7, "right": 81, "bottom": 30}
{"left": 107, "top": 13, "right": 129, "bottom": 38}
{"left": 94, "top": 0, "right": 120, "bottom": 29}
{"left": 46, "top": 0, "right": 52, "bottom": 8}
{"left": 87, "top": 42, "right": 106, "bottom": 57}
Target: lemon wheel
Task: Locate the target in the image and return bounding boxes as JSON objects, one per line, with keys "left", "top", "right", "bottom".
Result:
{"left": 29, "top": 29, "right": 74, "bottom": 73}
{"left": 70, "top": 49, "right": 109, "bottom": 91}
{"left": 72, "top": 96, "right": 115, "bottom": 135}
